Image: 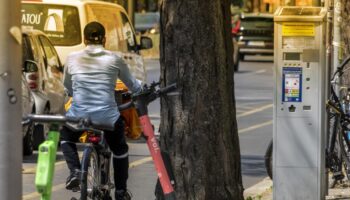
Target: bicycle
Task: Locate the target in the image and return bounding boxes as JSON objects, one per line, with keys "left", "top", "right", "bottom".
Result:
{"left": 263, "top": 56, "right": 350, "bottom": 185}
{"left": 326, "top": 56, "right": 350, "bottom": 185}
{"left": 23, "top": 82, "right": 177, "bottom": 200}
{"left": 22, "top": 115, "right": 91, "bottom": 200}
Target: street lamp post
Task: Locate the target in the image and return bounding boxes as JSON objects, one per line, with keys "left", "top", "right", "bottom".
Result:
{"left": 0, "top": 0, "right": 22, "bottom": 199}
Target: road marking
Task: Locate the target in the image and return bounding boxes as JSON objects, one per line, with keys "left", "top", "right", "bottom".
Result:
{"left": 254, "top": 69, "right": 267, "bottom": 74}
{"left": 130, "top": 157, "right": 153, "bottom": 168}
{"left": 238, "top": 120, "right": 273, "bottom": 134}
{"left": 23, "top": 161, "right": 67, "bottom": 174}
{"left": 23, "top": 183, "right": 66, "bottom": 200}
{"left": 22, "top": 156, "right": 153, "bottom": 199}
{"left": 237, "top": 104, "right": 273, "bottom": 118}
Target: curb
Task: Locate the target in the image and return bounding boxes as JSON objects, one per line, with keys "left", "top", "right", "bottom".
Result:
{"left": 244, "top": 177, "right": 273, "bottom": 200}
{"left": 243, "top": 177, "right": 350, "bottom": 200}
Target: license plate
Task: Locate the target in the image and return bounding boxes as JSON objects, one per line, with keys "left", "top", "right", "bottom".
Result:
{"left": 248, "top": 41, "right": 265, "bottom": 47}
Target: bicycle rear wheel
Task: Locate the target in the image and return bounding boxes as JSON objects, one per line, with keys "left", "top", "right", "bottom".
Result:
{"left": 80, "top": 146, "right": 100, "bottom": 200}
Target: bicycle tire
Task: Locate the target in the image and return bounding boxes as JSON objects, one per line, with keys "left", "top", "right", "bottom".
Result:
{"left": 327, "top": 113, "right": 346, "bottom": 185}
{"left": 338, "top": 128, "right": 350, "bottom": 180}
{"left": 80, "top": 146, "right": 100, "bottom": 200}
{"left": 264, "top": 140, "right": 273, "bottom": 180}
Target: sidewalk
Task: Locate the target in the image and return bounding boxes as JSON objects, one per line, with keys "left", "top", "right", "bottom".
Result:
{"left": 244, "top": 177, "right": 350, "bottom": 200}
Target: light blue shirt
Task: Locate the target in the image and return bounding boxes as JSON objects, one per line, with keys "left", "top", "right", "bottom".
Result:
{"left": 63, "top": 45, "right": 141, "bottom": 130}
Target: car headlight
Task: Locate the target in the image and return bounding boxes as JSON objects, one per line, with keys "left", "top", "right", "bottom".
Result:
{"left": 150, "top": 28, "right": 157, "bottom": 34}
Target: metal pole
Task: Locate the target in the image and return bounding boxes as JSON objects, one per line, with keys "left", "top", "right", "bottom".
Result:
{"left": 128, "top": 0, "right": 135, "bottom": 25}
{"left": 333, "top": 0, "right": 342, "bottom": 74}
{"left": 325, "top": 0, "right": 333, "bottom": 195}
{"left": 0, "top": 0, "right": 22, "bottom": 199}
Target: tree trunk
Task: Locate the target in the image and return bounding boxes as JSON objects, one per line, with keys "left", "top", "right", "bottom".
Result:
{"left": 158, "top": 0, "right": 244, "bottom": 199}
{"left": 341, "top": 0, "right": 350, "bottom": 56}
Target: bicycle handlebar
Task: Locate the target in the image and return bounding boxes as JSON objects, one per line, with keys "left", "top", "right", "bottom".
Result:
{"left": 23, "top": 114, "right": 82, "bottom": 124}
{"left": 22, "top": 114, "right": 101, "bottom": 133}
{"left": 119, "top": 82, "right": 177, "bottom": 110}
{"left": 117, "top": 101, "right": 134, "bottom": 112}
{"left": 22, "top": 82, "right": 177, "bottom": 130}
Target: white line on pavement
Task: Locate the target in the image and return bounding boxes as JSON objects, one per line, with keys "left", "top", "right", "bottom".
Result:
{"left": 237, "top": 104, "right": 273, "bottom": 118}
{"left": 22, "top": 161, "right": 66, "bottom": 174}
{"left": 23, "top": 183, "right": 66, "bottom": 200}
{"left": 254, "top": 69, "right": 267, "bottom": 74}
{"left": 238, "top": 120, "right": 273, "bottom": 134}
{"left": 129, "top": 157, "right": 152, "bottom": 168}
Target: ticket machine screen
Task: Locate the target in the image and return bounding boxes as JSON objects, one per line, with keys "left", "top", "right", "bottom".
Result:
{"left": 282, "top": 67, "right": 302, "bottom": 102}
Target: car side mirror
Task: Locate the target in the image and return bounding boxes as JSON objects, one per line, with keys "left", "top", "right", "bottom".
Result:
{"left": 58, "top": 66, "right": 64, "bottom": 73}
{"left": 23, "top": 60, "right": 38, "bottom": 73}
{"left": 55, "top": 65, "right": 64, "bottom": 73}
{"left": 139, "top": 36, "right": 153, "bottom": 50}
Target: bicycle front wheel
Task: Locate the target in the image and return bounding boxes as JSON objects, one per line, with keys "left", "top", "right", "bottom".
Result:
{"left": 80, "top": 146, "right": 100, "bottom": 200}
{"left": 339, "top": 128, "right": 350, "bottom": 180}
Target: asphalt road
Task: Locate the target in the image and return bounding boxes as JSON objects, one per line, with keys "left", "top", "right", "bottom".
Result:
{"left": 22, "top": 59, "right": 274, "bottom": 199}
{"left": 235, "top": 60, "right": 274, "bottom": 189}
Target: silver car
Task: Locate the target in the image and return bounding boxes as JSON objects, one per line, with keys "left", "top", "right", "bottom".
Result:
{"left": 22, "top": 30, "right": 66, "bottom": 149}
{"left": 22, "top": 71, "right": 35, "bottom": 156}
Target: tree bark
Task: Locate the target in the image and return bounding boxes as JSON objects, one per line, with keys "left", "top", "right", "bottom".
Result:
{"left": 158, "top": 0, "right": 244, "bottom": 199}
{"left": 341, "top": 0, "right": 350, "bottom": 56}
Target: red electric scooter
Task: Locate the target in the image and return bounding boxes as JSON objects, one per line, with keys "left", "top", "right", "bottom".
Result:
{"left": 120, "top": 82, "right": 176, "bottom": 200}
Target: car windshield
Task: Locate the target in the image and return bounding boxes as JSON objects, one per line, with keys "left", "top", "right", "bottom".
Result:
{"left": 135, "top": 13, "right": 159, "bottom": 26}
{"left": 21, "top": 4, "right": 81, "bottom": 46}
{"left": 241, "top": 17, "right": 273, "bottom": 29}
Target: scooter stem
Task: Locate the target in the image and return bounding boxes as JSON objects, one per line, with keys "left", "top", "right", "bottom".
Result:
{"left": 139, "top": 115, "right": 175, "bottom": 195}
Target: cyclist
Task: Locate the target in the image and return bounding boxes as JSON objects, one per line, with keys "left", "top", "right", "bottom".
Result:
{"left": 60, "top": 21, "right": 140, "bottom": 200}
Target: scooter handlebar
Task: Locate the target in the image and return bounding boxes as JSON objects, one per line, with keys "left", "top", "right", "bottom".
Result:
{"left": 158, "top": 83, "right": 177, "bottom": 96}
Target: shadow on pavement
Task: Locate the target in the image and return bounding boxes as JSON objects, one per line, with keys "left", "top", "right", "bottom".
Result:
{"left": 241, "top": 154, "right": 268, "bottom": 177}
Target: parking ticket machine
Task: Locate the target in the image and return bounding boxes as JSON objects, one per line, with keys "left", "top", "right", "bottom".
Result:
{"left": 273, "top": 7, "right": 327, "bottom": 200}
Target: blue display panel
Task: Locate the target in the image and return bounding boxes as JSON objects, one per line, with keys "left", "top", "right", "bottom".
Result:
{"left": 282, "top": 67, "right": 302, "bottom": 102}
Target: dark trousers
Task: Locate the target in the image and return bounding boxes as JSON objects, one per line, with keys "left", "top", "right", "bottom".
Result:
{"left": 60, "top": 118, "right": 129, "bottom": 190}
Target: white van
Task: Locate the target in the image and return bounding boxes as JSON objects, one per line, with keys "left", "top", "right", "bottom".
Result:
{"left": 21, "top": 0, "right": 153, "bottom": 139}
{"left": 21, "top": 0, "right": 152, "bottom": 83}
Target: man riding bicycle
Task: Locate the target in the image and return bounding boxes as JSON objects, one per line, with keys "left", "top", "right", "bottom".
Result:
{"left": 60, "top": 21, "right": 141, "bottom": 200}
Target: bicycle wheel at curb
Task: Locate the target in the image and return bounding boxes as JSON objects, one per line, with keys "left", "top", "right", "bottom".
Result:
{"left": 81, "top": 146, "right": 100, "bottom": 200}
{"left": 338, "top": 129, "right": 350, "bottom": 181}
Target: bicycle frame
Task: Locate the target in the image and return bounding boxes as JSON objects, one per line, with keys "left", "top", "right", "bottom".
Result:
{"left": 35, "top": 123, "right": 60, "bottom": 200}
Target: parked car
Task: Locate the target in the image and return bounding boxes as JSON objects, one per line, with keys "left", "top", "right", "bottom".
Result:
{"left": 135, "top": 12, "right": 160, "bottom": 34}
{"left": 21, "top": 0, "right": 153, "bottom": 140}
{"left": 231, "top": 13, "right": 241, "bottom": 71}
{"left": 234, "top": 13, "right": 274, "bottom": 70}
{"left": 22, "top": 30, "right": 66, "bottom": 149}
{"left": 21, "top": 66, "right": 35, "bottom": 155}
